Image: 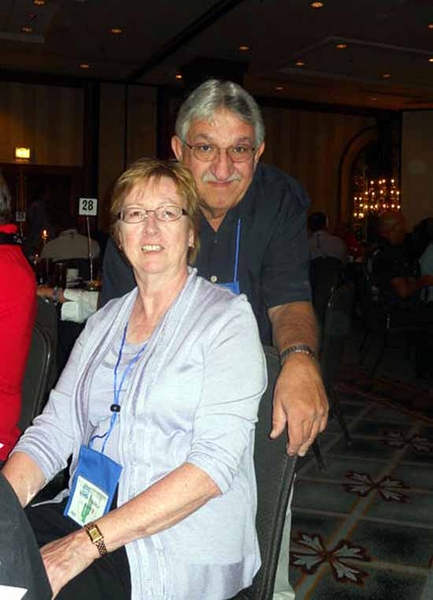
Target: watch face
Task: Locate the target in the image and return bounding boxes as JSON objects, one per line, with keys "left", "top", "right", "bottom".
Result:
{"left": 87, "top": 525, "right": 102, "bottom": 542}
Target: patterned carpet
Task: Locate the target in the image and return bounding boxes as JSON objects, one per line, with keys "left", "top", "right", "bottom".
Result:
{"left": 336, "top": 365, "right": 433, "bottom": 425}
{"left": 289, "top": 386, "right": 433, "bottom": 599}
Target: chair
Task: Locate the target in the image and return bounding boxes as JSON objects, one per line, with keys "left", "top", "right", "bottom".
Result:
{"left": 231, "top": 346, "right": 297, "bottom": 600}
{"left": 355, "top": 266, "right": 422, "bottom": 377}
{"left": 309, "top": 257, "right": 345, "bottom": 331}
{"left": 320, "top": 282, "right": 355, "bottom": 445}
{"left": 19, "top": 322, "right": 54, "bottom": 431}
{"left": 35, "top": 296, "right": 58, "bottom": 387}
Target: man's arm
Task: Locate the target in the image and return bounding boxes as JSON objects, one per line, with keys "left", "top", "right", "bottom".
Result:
{"left": 390, "top": 274, "right": 433, "bottom": 299}
{"left": 268, "top": 301, "right": 329, "bottom": 456}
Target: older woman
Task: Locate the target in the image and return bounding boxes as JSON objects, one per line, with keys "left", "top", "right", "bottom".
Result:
{"left": 2, "top": 159, "right": 266, "bottom": 600}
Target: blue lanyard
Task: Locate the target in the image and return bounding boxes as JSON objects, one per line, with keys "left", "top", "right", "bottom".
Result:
{"left": 90, "top": 324, "right": 147, "bottom": 454}
{"left": 233, "top": 218, "right": 241, "bottom": 282}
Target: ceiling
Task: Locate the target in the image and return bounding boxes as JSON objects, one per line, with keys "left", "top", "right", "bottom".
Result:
{"left": 2, "top": 0, "right": 433, "bottom": 111}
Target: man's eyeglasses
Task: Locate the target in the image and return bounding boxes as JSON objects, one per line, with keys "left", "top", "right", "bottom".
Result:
{"left": 184, "top": 142, "right": 256, "bottom": 163}
{"left": 118, "top": 205, "right": 188, "bottom": 224}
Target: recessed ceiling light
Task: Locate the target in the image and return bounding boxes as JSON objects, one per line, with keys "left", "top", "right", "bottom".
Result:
{"left": 33, "top": 0, "right": 46, "bottom": 5}
{"left": 429, "top": 57, "right": 433, "bottom": 63}
{"left": 382, "top": 73, "right": 391, "bottom": 79}
{"left": 336, "top": 43, "right": 347, "bottom": 49}
{"left": 175, "top": 73, "right": 183, "bottom": 80}
{"left": 275, "top": 86, "right": 284, "bottom": 91}
{"left": 295, "top": 60, "right": 306, "bottom": 67}
{"left": 110, "top": 27, "right": 123, "bottom": 35}
{"left": 429, "top": 23, "right": 433, "bottom": 29}
{"left": 21, "top": 26, "right": 33, "bottom": 33}
{"left": 239, "top": 45, "right": 250, "bottom": 51}
{"left": 310, "top": 1, "right": 324, "bottom": 8}
{"left": 80, "top": 63, "right": 90, "bottom": 69}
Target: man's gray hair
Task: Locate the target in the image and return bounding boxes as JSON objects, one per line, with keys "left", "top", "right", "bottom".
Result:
{"left": 175, "top": 79, "right": 265, "bottom": 146}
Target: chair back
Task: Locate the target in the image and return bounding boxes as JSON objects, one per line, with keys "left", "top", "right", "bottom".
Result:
{"left": 320, "top": 282, "right": 355, "bottom": 388}
{"left": 19, "top": 322, "right": 54, "bottom": 431}
{"left": 309, "top": 257, "right": 344, "bottom": 328}
{"left": 233, "top": 346, "right": 297, "bottom": 599}
{"left": 35, "top": 296, "right": 58, "bottom": 386}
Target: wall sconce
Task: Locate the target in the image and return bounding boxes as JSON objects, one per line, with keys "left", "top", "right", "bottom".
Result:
{"left": 15, "top": 147, "right": 31, "bottom": 161}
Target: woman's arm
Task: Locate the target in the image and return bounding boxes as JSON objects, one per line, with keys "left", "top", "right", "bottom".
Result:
{"left": 1, "top": 451, "right": 46, "bottom": 507}
{"left": 40, "top": 463, "right": 220, "bottom": 597}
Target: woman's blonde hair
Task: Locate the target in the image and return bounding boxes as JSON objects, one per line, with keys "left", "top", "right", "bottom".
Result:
{"left": 110, "top": 158, "right": 201, "bottom": 263}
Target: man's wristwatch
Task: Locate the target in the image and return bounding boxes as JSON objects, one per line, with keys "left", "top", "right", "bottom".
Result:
{"left": 279, "top": 344, "right": 317, "bottom": 365}
{"left": 84, "top": 522, "right": 108, "bottom": 557}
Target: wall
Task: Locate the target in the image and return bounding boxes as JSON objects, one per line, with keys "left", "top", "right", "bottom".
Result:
{"left": 262, "top": 106, "right": 376, "bottom": 229}
{"left": 0, "top": 81, "right": 83, "bottom": 166}
{"left": 0, "top": 78, "right": 381, "bottom": 232}
{"left": 98, "top": 84, "right": 157, "bottom": 227}
{"left": 401, "top": 111, "right": 433, "bottom": 229}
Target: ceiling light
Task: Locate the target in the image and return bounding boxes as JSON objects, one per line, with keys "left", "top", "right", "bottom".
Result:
{"left": 382, "top": 73, "right": 391, "bottom": 79}
{"left": 33, "top": 0, "right": 46, "bottom": 5}
{"left": 110, "top": 27, "right": 123, "bottom": 35}
{"left": 336, "top": 43, "right": 347, "bottom": 49}
{"left": 429, "top": 58, "right": 433, "bottom": 63}
{"left": 295, "top": 60, "right": 305, "bottom": 67}
{"left": 21, "top": 26, "right": 33, "bottom": 33}
{"left": 429, "top": 23, "right": 433, "bottom": 29}
{"left": 239, "top": 45, "right": 250, "bottom": 51}
{"left": 80, "top": 63, "right": 90, "bottom": 69}
{"left": 310, "top": 1, "right": 324, "bottom": 7}
{"left": 275, "top": 86, "right": 284, "bottom": 91}
{"left": 175, "top": 73, "right": 183, "bottom": 80}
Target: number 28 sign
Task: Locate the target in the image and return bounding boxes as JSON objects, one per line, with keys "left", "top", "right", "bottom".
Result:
{"left": 79, "top": 197, "right": 98, "bottom": 216}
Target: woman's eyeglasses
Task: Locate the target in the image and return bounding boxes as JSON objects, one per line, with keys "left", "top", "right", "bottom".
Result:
{"left": 118, "top": 205, "right": 188, "bottom": 224}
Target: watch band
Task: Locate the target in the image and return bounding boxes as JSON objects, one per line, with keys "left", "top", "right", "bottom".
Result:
{"left": 279, "top": 344, "right": 317, "bottom": 365}
{"left": 84, "top": 522, "right": 108, "bottom": 557}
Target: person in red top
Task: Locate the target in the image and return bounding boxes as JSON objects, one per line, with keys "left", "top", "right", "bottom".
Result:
{"left": 0, "top": 198, "right": 36, "bottom": 463}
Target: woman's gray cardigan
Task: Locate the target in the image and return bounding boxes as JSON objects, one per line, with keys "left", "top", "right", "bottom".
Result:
{"left": 14, "top": 269, "right": 267, "bottom": 600}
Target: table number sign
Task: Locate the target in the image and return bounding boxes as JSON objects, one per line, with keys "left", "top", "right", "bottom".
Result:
{"left": 79, "top": 197, "right": 98, "bottom": 217}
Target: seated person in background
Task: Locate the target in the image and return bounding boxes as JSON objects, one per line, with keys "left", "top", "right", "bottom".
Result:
{"left": 372, "top": 211, "right": 433, "bottom": 377}
{"left": 1, "top": 159, "right": 266, "bottom": 600}
{"left": 37, "top": 285, "right": 99, "bottom": 324}
{"left": 41, "top": 210, "right": 100, "bottom": 263}
{"left": 0, "top": 191, "right": 36, "bottom": 465}
{"left": 41, "top": 211, "right": 102, "bottom": 370}
{"left": 412, "top": 217, "right": 433, "bottom": 303}
{"left": 308, "top": 211, "right": 348, "bottom": 263}
{"left": 334, "top": 220, "right": 364, "bottom": 261}
{"left": 26, "top": 188, "right": 55, "bottom": 252}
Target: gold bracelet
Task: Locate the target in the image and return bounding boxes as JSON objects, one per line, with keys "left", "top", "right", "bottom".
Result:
{"left": 84, "top": 522, "right": 108, "bottom": 557}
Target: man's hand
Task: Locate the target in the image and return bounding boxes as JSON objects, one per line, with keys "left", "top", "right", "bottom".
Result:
{"left": 40, "top": 529, "right": 97, "bottom": 598}
{"left": 270, "top": 353, "right": 329, "bottom": 456}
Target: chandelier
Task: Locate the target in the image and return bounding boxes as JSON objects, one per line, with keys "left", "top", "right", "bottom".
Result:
{"left": 353, "top": 177, "right": 401, "bottom": 221}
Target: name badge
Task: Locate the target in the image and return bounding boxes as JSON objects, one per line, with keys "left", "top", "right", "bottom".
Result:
{"left": 64, "top": 445, "right": 122, "bottom": 526}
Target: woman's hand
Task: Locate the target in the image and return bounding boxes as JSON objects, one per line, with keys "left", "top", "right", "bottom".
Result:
{"left": 41, "top": 529, "right": 98, "bottom": 598}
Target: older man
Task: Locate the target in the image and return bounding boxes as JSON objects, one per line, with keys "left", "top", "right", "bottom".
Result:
{"left": 101, "top": 80, "right": 328, "bottom": 598}
{"left": 373, "top": 211, "right": 433, "bottom": 378}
